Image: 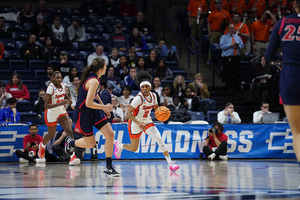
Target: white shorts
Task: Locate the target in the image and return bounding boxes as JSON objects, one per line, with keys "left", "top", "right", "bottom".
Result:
{"left": 128, "top": 119, "right": 155, "bottom": 139}
{"left": 44, "top": 107, "right": 68, "bottom": 126}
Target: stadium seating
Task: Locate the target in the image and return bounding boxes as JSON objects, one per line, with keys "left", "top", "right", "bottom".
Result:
{"left": 4, "top": 50, "right": 20, "bottom": 59}
{"left": 190, "top": 111, "right": 205, "bottom": 121}
{"left": 131, "top": 90, "right": 139, "bottom": 96}
{"left": 22, "top": 22, "right": 33, "bottom": 32}
{"left": 141, "top": 34, "right": 155, "bottom": 43}
{"left": 48, "top": 7, "right": 64, "bottom": 15}
{"left": 79, "top": 51, "right": 93, "bottom": 60}
{"left": 0, "top": 70, "right": 12, "bottom": 80}
{"left": 0, "top": 38, "right": 16, "bottom": 50}
{"left": 146, "top": 43, "right": 158, "bottom": 51}
{"left": 29, "top": 60, "right": 46, "bottom": 70}
{"left": 12, "top": 32, "right": 29, "bottom": 41}
{"left": 0, "top": 60, "right": 6, "bottom": 70}
{"left": 34, "top": 70, "right": 46, "bottom": 80}
{"left": 11, "top": 6, "right": 22, "bottom": 14}
{"left": 6, "top": 22, "right": 22, "bottom": 32}
{"left": 20, "top": 112, "right": 40, "bottom": 124}
{"left": 16, "top": 101, "right": 32, "bottom": 112}
{"left": 61, "top": 16, "right": 71, "bottom": 25}
{"left": 165, "top": 61, "right": 179, "bottom": 70}
{"left": 123, "top": 17, "right": 136, "bottom": 26}
{"left": 86, "top": 33, "right": 102, "bottom": 42}
{"left": 0, "top": 6, "right": 10, "bottom": 13}
{"left": 16, "top": 41, "right": 28, "bottom": 50}
{"left": 35, "top": 41, "right": 44, "bottom": 48}
{"left": 71, "top": 15, "right": 88, "bottom": 24}
{"left": 206, "top": 111, "right": 219, "bottom": 124}
{"left": 89, "top": 16, "right": 105, "bottom": 25}
{"left": 69, "top": 60, "right": 84, "bottom": 72}
{"left": 136, "top": 52, "right": 150, "bottom": 57}
{"left": 9, "top": 60, "right": 27, "bottom": 70}
{"left": 172, "top": 70, "right": 187, "bottom": 79}
{"left": 95, "top": 24, "right": 112, "bottom": 34}
{"left": 22, "top": 80, "right": 40, "bottom": 90}
{"left": 14, "top": 70, "right": 34, "bottom": 80}
{"left": 82, "top": 24, "right": 95, "bottom": 33}
{"left": 101, "top": 33, "right": 110, "bottom": 42}
{"left": 61, "top": 51, "right": 78, "bottom": 60}
{"left": 29, "top": 89, "right": 40, "bottom": 105}
{"left": 65, "top": 8, "right": 80, "bottom": 16}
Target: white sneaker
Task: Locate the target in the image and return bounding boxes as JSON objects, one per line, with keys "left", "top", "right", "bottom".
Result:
{"left": 219, "top": 155, "right": 228, "bottom": 160}
{"left": 169, "top": 161, "right": 180, "bottom": 171}
{"left": 114, "top": 141, "right": 123, "bottom": 159}
{"left": 36, "top": 158, "right": 46, "bottom": 163}
{"left": 69, "top": 154, "right": 80, "bottom": 166}
{"left": 208, "top": 153, "right": 216, "bottom": 161}
{"left": 19, "top": 158, "right": 29, "bottom": 163}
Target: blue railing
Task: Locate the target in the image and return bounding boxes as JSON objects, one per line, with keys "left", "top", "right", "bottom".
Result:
{"left": 147, "top": 0, "right": 156, "bottom": 31}
{"left": 188, "top": 35, "right": 199, "bottom": 72}
{"left": 163, "top": 10, "right": 182, "bottom": 58}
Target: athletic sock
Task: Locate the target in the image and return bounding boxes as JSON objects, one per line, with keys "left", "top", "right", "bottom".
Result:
{"left": 165, "top": 155, "right": 172, "bottom": 165}
{"left": 41, "top": 143, "right": 46, "bottom": 148}
{"left": 120, "top": 144, "right": 124, "bottom": 149}
{"left": 106, "top": 157, "right": 112, "bottom": 167}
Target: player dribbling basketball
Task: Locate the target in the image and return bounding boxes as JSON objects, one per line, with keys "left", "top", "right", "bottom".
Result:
{"left": 114, "top": 71, "right": 180, "bottom": 171}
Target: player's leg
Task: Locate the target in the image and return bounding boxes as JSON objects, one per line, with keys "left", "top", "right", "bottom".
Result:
{"left": 59, "top": 115, "right": 74, "bottom": 139}
{"left": 37, "top": 124, "right": 56, "bottom": 162}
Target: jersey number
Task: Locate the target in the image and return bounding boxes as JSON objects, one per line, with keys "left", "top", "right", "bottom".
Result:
{"left": 282, "top": 25, "right": 300, "bottom": 41}
{"left": 143, "top": 110, "right": 149, "bottom": 118}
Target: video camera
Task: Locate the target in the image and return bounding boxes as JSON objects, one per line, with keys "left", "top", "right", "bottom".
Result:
{"left": 209, "top": 127, "right": 218, "bottom": 133}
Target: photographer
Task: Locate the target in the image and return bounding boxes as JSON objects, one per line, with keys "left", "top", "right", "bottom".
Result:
{"left": 203, "top": 122, "right": 228, "bottom": 160}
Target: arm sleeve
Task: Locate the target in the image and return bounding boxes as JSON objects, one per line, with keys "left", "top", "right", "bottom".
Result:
{"left": 141, "top": 37, "right": 148, "bottom": 51}
{"left": 232, "top": 112, "right": 241, "bottom": 123}
{"left": 22, "top": 85, "right": 30, "bottom": 100}
{"left": 0, "top": 109, "right": 5, "bottom": 123}
{"left": 265, "top": 20, "right": 281, "bottom": 61}
{"left": 220, "top": 35, "right": 232, "bottom": 50}
{"left": 131, "top": 95, "right": 142, "bottom": 108}
{"left": 217, "top": 111, "right": 228, "bottom": 123}
{"left": 201, "top": 84, "right": 210, "bottom": 98}
{"left": 253, "top": 111, "right": 263, "bottom": 123}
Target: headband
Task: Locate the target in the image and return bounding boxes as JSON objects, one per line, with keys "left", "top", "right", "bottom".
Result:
{"left": 140, "top": 81, "right": 151, "bottom": 88}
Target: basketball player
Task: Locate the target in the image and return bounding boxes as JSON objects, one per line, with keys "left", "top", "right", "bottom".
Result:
{"left": 64, "top": 58, "right": 120, "bottom": 177}
{"left": 265, "top": 0, "right": 300, "bottom": 189}
{"left": 114, "top": 71, "right": 180, "bottom": 172}
{"left": 38, "top": 71, "right": 80, "bottom": 166}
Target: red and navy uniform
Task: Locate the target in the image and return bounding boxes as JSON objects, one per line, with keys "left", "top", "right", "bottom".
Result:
{"left": 265, "top": 13, "right": 300, "bottom": 105}
{"left": 73, "top": 73, "right": 108, "bottom": 137}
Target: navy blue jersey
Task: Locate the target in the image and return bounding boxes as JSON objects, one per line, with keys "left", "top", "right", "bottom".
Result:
{"left": 76, "top": 73, "right": 100, "bottom": 110}
{"left": 265, "top": 13, "right": 300, "bottom": 63}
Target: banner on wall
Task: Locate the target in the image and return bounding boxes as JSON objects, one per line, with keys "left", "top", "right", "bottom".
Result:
{"left": 0, "top": 123, "right": 295, "bottom": 162}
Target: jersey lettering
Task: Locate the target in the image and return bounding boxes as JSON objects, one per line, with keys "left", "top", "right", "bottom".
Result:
{"left": 282, "top": 25, "right": 300, "bottom": 41}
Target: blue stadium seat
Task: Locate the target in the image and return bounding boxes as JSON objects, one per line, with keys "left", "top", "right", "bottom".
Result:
{"left": 146, "top": 43, "right": 158, "bottom": 51}
{"left": 105, "top": 17, "right": 117, "bottom": 26}
{"left": 35, "top": 70, "right": 46, "bottom": 79}
{"left": 190, "top": 111, "right": 205, "bottom": 120}
{"left": 114, "top": 25, "right": 129, "bottom": 33}
{"left": 6, "top": 22, "right": 22, "bottom": 32}
{"left": 72, "top": 42, "right": 79, "bottom": 50}
{"left": 35, "top": 41, "right": 44, "bottom": 48}
{"left": 16, "top": 101, "right": 32, "bottom": 112}
{"left": 101, "top": 33, "right": 110, "bottom": 42}
{"left": 29, "top": 89, "right": 39, "bottom": 103}
{"left": 49, "top": 60, "right": 60, "bottom": 66}
{"left": 206, "top": 111, "right": 219, "bottom": 124}
{"left": 136, "top": 52, "right": 149, "bottom": 57}
{"left": 12, "top": 32, "right": 28, "bottom": 41}
{"left": 48, "top": 7, "right": 64, "bottom": 15}
{"left": 0, "top": 60, "right": 6, "bottom": 70}
{"left": 82, "top": 24, "right": 95, "bottom": 33}
{"left": 118, "top": 52, "right": 127, "bottom": 56}
{"left": 102, "top": 52, "right": 110, "bottom": 57}
{"left": 78, "top": 51, "right": 93, "bottom": 60}
{"left": 14, "top": 70, "right": 33, "bottom": 80}
{"left": 61, "top": 15, "right": 71, "bottom": 25}
{"left": 0, "top": 70, "right": 12, "bottom": 80}
{"left": 165, "top": 61, "right": 179, "bottom": 70}
{"left": 61, "top": 51, "right": 78, "bottom": 60}
{"left": 11, "top": 6, "right": 22, "bottom": 14}
{"left": 20, "top": 112, "right": 40, "bottom": 124}
{"left": 22, "top": 80, "right": 39, "bottom": 90}
{"left": 9, "top": 60, "right": 27, "bottom": 70}
{"left": 86, "top": 33, "right": 101, "bottom": 42}
{"left": 123, "top": 17, "right": 136, "bottom": 26}
{"left": 71, "top": 15, "right": 88, "bottom": 24}
{"left": 241, "top": 61, "right": 252, "bottom": 83}
{"left": 89, "top": 16, "right": 105, "bottom": 25}
{"left": 69, "top": 60, "right": 84, "bottom": 72}
{"left": 4, "top": 50, "right": 20, "bottom": 59}
{"left": 0, "top": 38, "right": 16, "bottom": 50}
{"left": 29, "top": 60, "right": 46, "bottom": 70}
{"left": 95, "top": 24, "right": 112, "bottom": 34}
{"left": 114, "top": 17, "right": 123, "bottom": 25}
{"left": 22, "top": 22, "right": 33, "bottom": 32}
{"left": 141, "top": 34, "right": 155, "bottom": 43}
{"left": 131, "top": 90, "right": 139, "bottom": 96}
{"left": 16, "top": 41, "right": 28, "bottom": 50}
{"left": 172, "top": 70, "right": 187, "bottom": 79}
{"left": 0, "top": 6, "right": 11, "bottom": 13}
{"left": 199, "top": 99, "right": 216, "bottom": 111}
{"left": 65, "top": 8, "right": 80, "bottom": 16}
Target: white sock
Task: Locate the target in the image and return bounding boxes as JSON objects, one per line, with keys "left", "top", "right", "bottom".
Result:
{"left": 41, "top": 143, "right": 46, "bottom": 148}
{"left": 165, "top": 155, "right": 172, "bottom": 165}
{"left": 120, "top": 143, "right": 124, "bottom": 149}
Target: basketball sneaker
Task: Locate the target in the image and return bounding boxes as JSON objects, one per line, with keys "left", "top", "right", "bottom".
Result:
{"left": 219, "top": 155, "right": 228, "bottom": 161}
{"left": 169, "top": 161, "right": 180, "bottom": 171}
{"left": 65, "top": 137, "right": 75, "bottom": 156}
{"left": 38, "top": 143, "right": 45, "bottom": 159}
{"left": 208, "top": 153, "right": 216, "bottom": 161}
{"left": 114, "top": 141, "right": 122, "bottom": 159}
{"left": 36, "top": 158, "right": 46, "bottom": 163}
{"left": 19, "top": 158, "right": 29, "bottom": 163}
{"left": 103, "top": 165, "right": 120, "bottom": 177}
{"left": 69, "top": 154, "right": 80, "bottom": 166}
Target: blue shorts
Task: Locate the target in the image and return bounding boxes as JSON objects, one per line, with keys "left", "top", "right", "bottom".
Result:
{"left": 73, "top": 109, "right": 108, "bottom": 137}
{"left": 280, "top": 65, "right": 300, "bottom": 105}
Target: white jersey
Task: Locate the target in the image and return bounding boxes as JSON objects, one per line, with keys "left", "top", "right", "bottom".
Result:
{"left": 46, "top": 82, "right": 66, "bottom": 111}
{"left": 130, "top": 91, "right": 158, "bottom": 124}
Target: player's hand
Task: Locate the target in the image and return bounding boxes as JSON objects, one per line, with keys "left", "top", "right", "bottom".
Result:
{"left": 26, "top": 143, "right": 31, "bottom": 148}
{"left": 103, "top": 109, "right": 111, "bottom": 118}
{"left": 105, "top": 103, "right": 113, "bottom": 112}
{"left": 11, "top": 108, "right": 17, "bottom": 115}
{"left": 208, "top": 32, "right": 212, "bottom": 38}
{"left": 32, "top": 144, "right": 39, "bottom": 150}
{"left": 62, "top": 131, "right": 67, "bottom": 137}
{"left": 253, "top": 44, "right": 257, "bottom": 51}
{"left": 61, "top": 99, "right": 70, "bottom": 105}
{"left": 137, "top": 121, "right": 146, "bottom": 130}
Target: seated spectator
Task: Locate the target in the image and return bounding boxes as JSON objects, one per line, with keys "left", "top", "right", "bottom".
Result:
{"left": 253, "top": 101, "right": 272, "bottom": 123}
{"left": 20, "top": 34, "right": 42, "bottom": 61}
{"left": 119, "top": 0, "right": 137, "bottom": 17}
{"left": 166, "top": 96, "right": 191, "bottom": 124}
{"left": 118, "top": 85, "right": 134, "bottom": 114}
{"left": 129, "top": 12, "right": 153, "bottom": 34}
{"left": 32, "top": 89, "right": 45, "bottom": 115}
{"left": 0, "top": 17, "right": 12, "bottom": 38}
{"left": 154, "top": 59, "right": 173, "bottom": 81}
{"left": 145, "top": 50, "right": 158, "bottom": 75}
{"left": 63, "top": 66, "right": 79, "bottom": 87}
{"left": 109, "top": 48, "right": 120, "bottom": 68}
{"left": 31, "top": 14, "right": 51, "bottom": 42}
{"left": 68, "top": 19, "right": 86, "bottom": 42}
{"left": 182, "top": 87, "right": 201, "bottom": 111}
{"left": 111, "top": 96, "right": 124, "bottom": 123}
{"left": 188, "top": 73, "right": 210, "bottom": 100}
{"left": 217, "top": 102, "right": 241, "bottom": 124}
{"left": 64, "top": 87, "right": 76, "bottom": 111}
{"left": 160, "top": 84, "right": 175, "bottom": 107}
{"left": 127, "top": 47, "right": 138, "bottom": 67}
{"left": 203, "top": 122, "right": 228, "bottom": 161}
{"left": 34, "top": 0, "right": 54, "bottom": 23}
{"left": 69, "top": 76, "right": 80, "bottom": 101}
{"left": 0, "top": 97, "right": 20, "bottom": 124}
{"left": 40, "top": 63, "right": 54, "bottom": 90}
{"left": 99, "top": 0, "right": 119, "bottom": 17}
{"left": 152, "top": 76, "right": 163, "bottom": 98}
{"left": 108, "top": 23, "right": 130, "bottom": 52}
{"left": 129, "top": 28, "right": 148, "bottom": 52}
{"left": 0, "top": 42, "right": 4, "bottom": 60}
{"left": 15, "top": 124, "right": 44, "bottom": 163}
{"left": 18, "top": 2, "right": 35, "bottom": 24}
{"left": 0, "top": 81, "right": 12, "bottom": 110}
{"left": 42, "top": 36, "right": 61, "bottom": 62}
{"left": 56, "top": 53, "right": 76, "bottom": 77}
{"left": 136, "top": 57, "right": 149, "bottom": 72}
{"left": 102, "top": 65, "right": 122, "bottom": 96}
{"left": 80, "top": 0, "right": 99, "bottom": 17}
{"left": 6, "top": 73, "right": 30, "bottom": 101}
{"left": 153, "top": 39, "right": 177, "bottom": 61}
{"left": 50, "top": 16, "right": 69, "bottom": 47}
{"left": 87, "top": 45, "right": 109, "bottom": 66}
{"left": 173, "top": 75, "right": 186, "bottom": 97}
{"left": 124, "top": 66, "right": 139, "bottom": 90}
{"left": 115, "top": 55, "right": 129, "bottom": 80}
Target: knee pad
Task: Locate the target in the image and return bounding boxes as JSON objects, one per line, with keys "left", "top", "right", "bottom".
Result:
{"left": 146, "top": 126, "right": 168, "bottom": 152}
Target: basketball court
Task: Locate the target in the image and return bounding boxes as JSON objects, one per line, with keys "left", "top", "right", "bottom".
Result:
{"left": 0, "top": 159, "right": 300, "bottom": 199}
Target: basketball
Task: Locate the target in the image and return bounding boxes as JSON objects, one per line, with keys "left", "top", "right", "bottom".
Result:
{"left": 155, "top": 106, "right": 171, "bottom": 122}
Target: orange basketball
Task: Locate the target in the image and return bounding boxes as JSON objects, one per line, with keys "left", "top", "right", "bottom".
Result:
{"left": 155, "top": 106, "right": 171, "bottom": 122}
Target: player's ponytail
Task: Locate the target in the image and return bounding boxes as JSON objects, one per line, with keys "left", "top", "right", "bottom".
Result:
{"left": 78, "top": 58, "right": 106, "bottom": 93}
